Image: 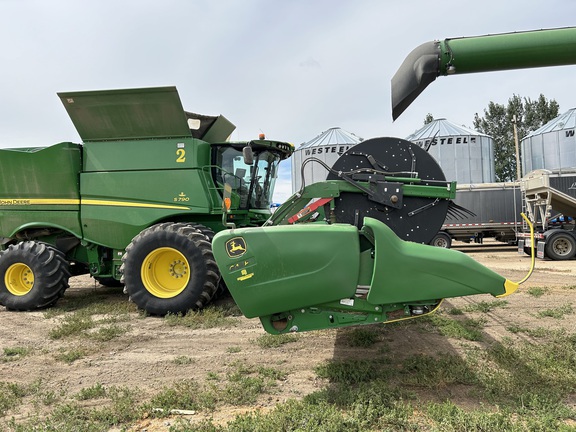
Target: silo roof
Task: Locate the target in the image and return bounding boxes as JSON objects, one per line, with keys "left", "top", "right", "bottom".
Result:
{"left": 298, "top": 127, "right": 363, "bottom": 149}
{"left": 406, "top": 118, "right": 491, "bottom": 141}
{"left": 524, "top": 108, "right": 576, "bottom": 138}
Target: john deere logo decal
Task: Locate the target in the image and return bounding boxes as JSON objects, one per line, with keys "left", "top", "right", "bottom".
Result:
{"left": 226, "top": 237, "right": 247, "bottom": 258}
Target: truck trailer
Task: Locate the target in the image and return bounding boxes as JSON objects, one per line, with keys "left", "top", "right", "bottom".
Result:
{"left": 430, "top": 182, "right": 522, "bottom": 248}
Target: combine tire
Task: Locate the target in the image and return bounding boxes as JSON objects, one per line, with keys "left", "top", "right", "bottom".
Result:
{"left": 429, "top": 232, "right": 452, "bottom": 248}
{"left": 121, "top": 223, "right": 219, "bottom": 315}
{"left": 190, "top": 224, "right": 229, "bottom": 300}
{"left": 544, "top": 233, "right": 576, "bottom": 260}
{"left": 0, "top": 242, "right": 70, "bottom": 310}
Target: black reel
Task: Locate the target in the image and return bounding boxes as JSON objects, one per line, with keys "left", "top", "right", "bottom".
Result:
{"left": 326, "top": 137, "right": 449, "bottom": 244}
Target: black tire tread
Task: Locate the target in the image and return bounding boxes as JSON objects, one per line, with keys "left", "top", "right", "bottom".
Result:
{"left": 120, "top": 222, "right": 220, "bottom": 314}
{"left": 0, "top": 242, "right": 70, "bottom": 311}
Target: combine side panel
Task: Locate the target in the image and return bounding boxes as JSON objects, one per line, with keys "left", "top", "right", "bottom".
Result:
{"left": 0, "top": 143, "right": 82, "bottom": 239}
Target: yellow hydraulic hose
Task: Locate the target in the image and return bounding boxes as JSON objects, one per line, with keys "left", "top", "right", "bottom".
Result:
{"left": 517, "top": 212, "right": 535, "bottom": 285}
{"left": 497, "top": 213, "right": 535, "bottom": 297}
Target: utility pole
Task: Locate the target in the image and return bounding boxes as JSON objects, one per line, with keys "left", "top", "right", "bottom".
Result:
{"left": 512, "top": 115, "right": 522, "bottom": 181}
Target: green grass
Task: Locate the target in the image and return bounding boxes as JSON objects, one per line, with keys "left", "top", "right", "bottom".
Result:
{"left": 315, "top": 359, "right": 383, "bottom": 384}
{"left": 424, "top": 313, "right": 487, "bottom": 341}
{"left": 537, "top": 304, "right": 573, "bottom": 319}
{"left": 75, "top": 383, "right": 107, "bottom": 400}
{"left": 342, "top": 327, "right": 379, "bottom": 347}
{"left": 0, "top": 382, "right": 30, "bottom": 416}
{"left": 255, "top": 333, "right": 299, "bottom": 349}
{"left": 89, "top": 323, "right": 130, "bottom": 341}
{"left": 54, "top": 348, "right": 87, "bottom": 364}
{"left": 526, "top": 286, "right": 548, "bottom": 297}
{"left": 173, "top": 355, "right": 195, "bottom": 365}
{"left": 164, "top": 305, "right": 238, "bottom": 329}
{"left": 462, "top": 299, "right": 508, "bottom": 313}
{"left": 505, "top": 325, "right": 550, "bottom": 338}
{"left": 48, "top": 311, "right": 130, "bottom": 341}
{"left": 4, "top": 330, "right": 576, "bottom": 431}
{"left": 149, "top": 362, "right": 287, "bottom": 417}
{"left": 4, "top": 284, "right": 576, "bottom": 431}
{"left": 2, "top": 346, "right": 31, "bottom": 362}
{"left": 43, "top": 287, "right": 137, "bottom": 318}
{"left": 49, "top": 312, "right": 95, "bottom": 339}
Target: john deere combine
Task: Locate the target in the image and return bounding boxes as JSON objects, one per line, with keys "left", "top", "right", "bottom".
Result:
{"left": 0, "top": 87, "right": 293, "bottom": 314}
{"left": 1, "top": 28, "right": 573, "bottom": 325}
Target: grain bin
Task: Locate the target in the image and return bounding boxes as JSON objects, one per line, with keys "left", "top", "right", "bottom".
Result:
{"left": 521, "top": 108, "right": 576, "bottom": 175}
{"left": 406, "top": 118, "right": 495, "bottom": 184}
{"left": 291, "top": 127, "right": 363, "bottom": 192}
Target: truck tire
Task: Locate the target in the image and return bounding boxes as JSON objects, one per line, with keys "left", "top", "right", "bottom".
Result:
{"left": 544, "top": 233, "right": 576, "bottom": 260}
{"left": 429, "top": 232, "right": 452, "bottom": 248}
{"left": 121, "top": 223, "right": 219, "bottom": 315}
{"left": 0, "top": 242, "right": 70, "bottom": 310}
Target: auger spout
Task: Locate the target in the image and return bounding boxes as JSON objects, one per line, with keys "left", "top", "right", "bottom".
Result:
{"left": 392, "top": 27, "right": 576, "bottom": 120}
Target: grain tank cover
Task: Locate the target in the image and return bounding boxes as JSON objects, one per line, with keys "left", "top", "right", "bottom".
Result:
{"left": 58, "top": 86, "right": 235, "bottom": 143}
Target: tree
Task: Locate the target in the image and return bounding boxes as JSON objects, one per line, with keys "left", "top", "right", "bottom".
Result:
{"left": 423, "top": 113, "right": 434, "bottom": 125}
{"left": 473, "top": 94, "right": 559, "bottom": 182}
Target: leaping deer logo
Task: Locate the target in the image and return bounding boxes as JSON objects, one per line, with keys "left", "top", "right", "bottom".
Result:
{"left": 226, "top": 237, "right": 247, "bottom": 258}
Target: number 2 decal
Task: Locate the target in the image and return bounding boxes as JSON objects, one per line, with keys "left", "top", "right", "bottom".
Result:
{"left": 176, "top": 148, "right": 186, "bottom": 163}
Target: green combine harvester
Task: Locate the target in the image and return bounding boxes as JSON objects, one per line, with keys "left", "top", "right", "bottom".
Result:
{"left": 1, "top": 27, "right": 573, "bottom": 331}
{"left": 0, "top": 87, "right": 293, "bottom": 314}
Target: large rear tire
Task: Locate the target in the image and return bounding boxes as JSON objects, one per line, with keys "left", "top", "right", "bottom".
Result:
{"left": 0, "top": 242, "right": 70, "bottom": 310}
{"left": 544, "top": 232, "right": 576, "bottom": 260}
{"left": 121, "top": 223, "right": 219, "bottom": 315}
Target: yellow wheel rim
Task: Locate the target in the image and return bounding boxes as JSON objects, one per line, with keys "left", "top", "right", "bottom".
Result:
{"left": 5, "top": 263, "right": 35, "bottom": 296}
{"left": 141, "top": 247, "right": 190, "bottom": 298}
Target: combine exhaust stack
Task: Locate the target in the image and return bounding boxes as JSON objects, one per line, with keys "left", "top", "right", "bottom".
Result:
{"left": 392, "top": 27, "right": 576, "bottom": 120}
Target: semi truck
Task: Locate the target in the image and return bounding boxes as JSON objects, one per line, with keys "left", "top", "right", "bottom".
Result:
{"left": 0, "top": 86, "right": 293, "bottom": 314}
{"left": 517, "top": 169, "right": 576, "bottom": 260}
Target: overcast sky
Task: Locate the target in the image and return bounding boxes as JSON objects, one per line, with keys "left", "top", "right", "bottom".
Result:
{"left": 1, "top": 0, "right": 576, "bottom": 202}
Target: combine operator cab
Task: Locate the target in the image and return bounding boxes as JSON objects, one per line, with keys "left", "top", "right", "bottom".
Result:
{"left": 212, "top": 140, "right": 292, "bottom": 223}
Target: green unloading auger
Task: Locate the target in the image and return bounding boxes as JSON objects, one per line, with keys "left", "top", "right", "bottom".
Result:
{"left": 392, "top": 27, "right": 576, "bottom": 120}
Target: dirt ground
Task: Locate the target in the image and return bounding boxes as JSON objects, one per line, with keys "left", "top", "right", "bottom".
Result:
{"left": 0, "top": 240, "right": 574, "bottom": 430}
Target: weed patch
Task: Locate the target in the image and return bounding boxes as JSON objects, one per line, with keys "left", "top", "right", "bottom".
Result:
{"left": 54, "top": 348, "right": 87, "bottom": 364}
{"left": 2, "top": 346, "right": 30, "bottom": 362}
{"left": 527, "top": 286, "right": 548, "bottom": 297}
{"left": 164, "top": 306, "right": 238, "bottom": 329}
{"left": 537, "top": 304, "right": 573, "bottom": 319}
{"left": 425, "top": 314, "right": 486, "bottom": 341}
{"left": 255, "top": 333, "right": 299, "bottom": 349}
{"left": 462, "top": 299, "right": 508, "bottom": 313}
